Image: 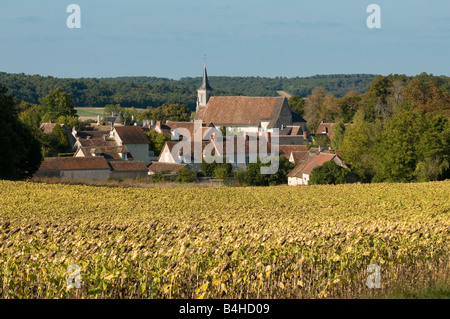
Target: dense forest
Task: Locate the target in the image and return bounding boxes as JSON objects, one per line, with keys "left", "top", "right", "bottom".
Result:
{"left": 0, "top": 72, "right": 378, "bottom": 110}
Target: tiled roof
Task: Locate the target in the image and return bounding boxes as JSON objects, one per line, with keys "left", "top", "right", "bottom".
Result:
{"left": 278, "top": 145, "right": 308, "bottom": 156}
{"left": 289, "top": 126, "right": 303, "bottom": 136}
{"left": 287, "top": 152, "right": 318, "bottom": 178}
{"left": 301, "top": 153, "right": 336, "bottom": 175}
{"left": 39, "top": 123, "right": 67, "bottom": 134}
{"left": 76, "top": 145, "right": 129, "bottom": 160}
{"left": 148, "top": 162, "right": 188, "bottom": 173}
{"left": 163, "top": 137, "right": 309, "bottom": 159}
{"left": 92, "top": 125, "right": 114, "bottom": 132}
{"left": 195, "top": 96, "right": 286, "bottom": 126}
{"left": 108, "top": 161, "right": 148, "bottom": 172}
{"left": 114, "top": 126, "right": 149, "bottom": 144}
{"left": 278, "top": 136, "right": 307, "bottom": 146}
{"left": 316, "top": 123, "right": 335, "bottom": 140}
{"left": 77, "top": 138, "right": 117, "bottom": 148}
{"left": 39, "top": 157, "right": 110, "bottom": 171}
{"left": 76, "top": 131, "right": 108, "bottom": 139}
{"left": 308, "top": 147, "right": 322, "bottom": 155}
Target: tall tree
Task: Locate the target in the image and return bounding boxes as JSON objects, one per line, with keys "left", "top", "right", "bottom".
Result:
{"left": 0, "top": 85, "right": 42, "bottom": 180}
{"left": 144, "top": 103, "right": 191, "bottom": 122}
{"left": 288, "top": 95, "right": 305, "bottom": 117}
{"left": 340, "top": 109, "right": 380, "bottom": 182}
{"left": 304, "top": 87, "right": 328, "bottom": 132}
{"left": 40, "top": 88, "right": 76, "bottom": 121}
{"left": 373, "top": 111, "right": 422, "bottom": 182}
{"left": 146, "top": 129, "right": 171, "bottom": 156}
{"left": 331, "top": 118, "right": 346, "bottom": 151}
{"left": 414, "top": 115, "right": 450, "bottom": 181}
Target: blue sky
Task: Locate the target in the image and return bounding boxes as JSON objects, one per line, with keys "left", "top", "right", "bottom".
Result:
{"left": 0, "top": 0, "right": 449, "bottom": 79}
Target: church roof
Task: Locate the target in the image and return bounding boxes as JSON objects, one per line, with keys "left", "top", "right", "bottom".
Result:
{"left": 198, "top": 65, "right": 212, "bottom": 91}
{"left": 195, "top": 96, "right": 287, "bottom": 127}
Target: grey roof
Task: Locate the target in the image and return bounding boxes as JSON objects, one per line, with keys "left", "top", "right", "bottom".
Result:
{"left": 198, "top": 65, "right": 212, "bottom": 91}
{"left": 114, "top": 113, "right": 124, "bottom": 124}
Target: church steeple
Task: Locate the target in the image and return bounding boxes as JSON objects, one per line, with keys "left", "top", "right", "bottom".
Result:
{"left": 199, "top": 64, "right": 212, "bottom": 90}
{"left": 197, "top": 64, "right": 212, "bottom": 111}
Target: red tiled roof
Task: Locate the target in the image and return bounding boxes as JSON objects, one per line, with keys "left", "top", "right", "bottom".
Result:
{"left": 148, "top": 162, "right": 188, "bottom": 173}
{"left": 39, "top": 157, "right": 110, "bottom": 171}
{"left": 301, "top": 153, "right": 336, "bottom": 175}
{"left": 308, "top": 147, "right": 322, "bottom": 155}
{"left": 108, "top": 161, "right": 148, "bottom": 171}
{"left": 278, "top": 145, "right": 308, "bottom": 156}
{"left": 195, "top": 96, "right": 285, "bottom": 126}
{"left": 114, "top": 126, "right": 149, "bottom": 144}
{"left": 289, "top": 126, "right": 303, "bottom": 136}
{"left": 316, "top": 123, "right": 335, "bottom": 140}
{"left": 287, "top": 152, "right": 318, "bottom": 178}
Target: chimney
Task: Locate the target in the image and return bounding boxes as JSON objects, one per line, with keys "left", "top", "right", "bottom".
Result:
{"left": 265, "top": 132, "right": 271, "bottom": 143}
{"left": 211, "top": 132, "right": 216, "bottom": 142}
{"left": 150, "top": 120, "right": 154, "bottom": 126}
{"left": 156, "top": 121, "right": 161, "bottom": 127}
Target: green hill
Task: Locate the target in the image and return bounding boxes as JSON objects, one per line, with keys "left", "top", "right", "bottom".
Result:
{"left": 0, "top": 72, "right": 376, "bottom": 110}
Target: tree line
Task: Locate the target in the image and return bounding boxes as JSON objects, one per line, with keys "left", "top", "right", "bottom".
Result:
{"left": 0, "top": 72, "right": 379, "bottom": 110}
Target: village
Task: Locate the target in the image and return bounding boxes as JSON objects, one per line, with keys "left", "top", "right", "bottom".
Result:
{"left": 34, "top": 66, "right": 351, "bottom": 186}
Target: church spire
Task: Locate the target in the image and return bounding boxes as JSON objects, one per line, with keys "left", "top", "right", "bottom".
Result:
{"left": 199, "top": 64, "right": 212, "bottom": 90}
{"left": 197, "top": 63, "right": 212, "bottom": 110}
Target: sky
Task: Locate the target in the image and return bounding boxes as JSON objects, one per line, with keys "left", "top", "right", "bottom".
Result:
{"left": 0, "top": 0, "right": 449, "bottom": 79}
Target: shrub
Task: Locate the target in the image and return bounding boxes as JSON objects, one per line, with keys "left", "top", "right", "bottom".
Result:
{"left": 176, "top": 168, "right": 196, "bottom": 183}
{"left": 214, "top": 166, "right": 231, "bottom": 180}
{"left": 309, "top": 161, "right": 350, "bottom": 185}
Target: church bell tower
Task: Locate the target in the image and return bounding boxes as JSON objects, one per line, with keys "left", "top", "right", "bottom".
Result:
{"left": 197, "top": 64, "right": 212, "bottom": 111}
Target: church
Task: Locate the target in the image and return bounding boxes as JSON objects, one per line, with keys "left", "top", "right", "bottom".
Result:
{"left": 194, "top": 65, "right": 308, "bottom": 136}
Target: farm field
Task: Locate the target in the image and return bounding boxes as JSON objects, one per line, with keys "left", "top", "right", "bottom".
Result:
{"left": 0, "top": 180, "right": 448, "bottom": 299}
{"left": 75, "top": 107, "right": 105, "bottom": 117}
{"left": 75, "top": 107, "right": 146, "bottom": 118}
